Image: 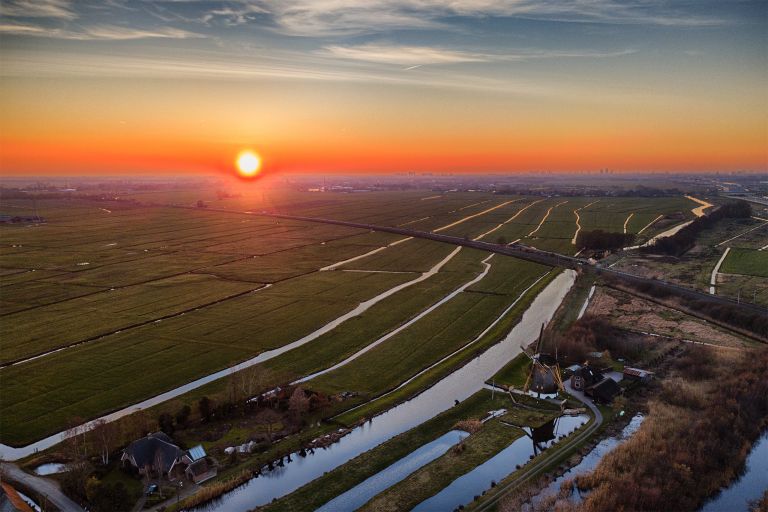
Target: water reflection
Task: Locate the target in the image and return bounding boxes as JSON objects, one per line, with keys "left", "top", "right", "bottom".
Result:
{"left": 700, "top": 430, "right": 768, "bottom": 512}
{"left": 530, "top": 414, "right": 645, "bottom": 508}
{"left": 195, "top": 271, "right": 576, "bottom": 511}
{"left": 412, "top": 415, "right": 588, "bottom": 512}
{"left": 33, "top": 462, "right": 67, "bottom": 475}
{"left": 317, "top": 430, "right": 469, "bottom": 512}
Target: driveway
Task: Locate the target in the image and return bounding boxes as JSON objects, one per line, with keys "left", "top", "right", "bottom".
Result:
{"left": 0, "top": 462, "right": 84, "bottom": 512}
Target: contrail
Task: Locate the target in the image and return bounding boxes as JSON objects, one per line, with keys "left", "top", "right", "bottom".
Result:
{"left": 404, "top": 64, "right": 423, "bottom": 70}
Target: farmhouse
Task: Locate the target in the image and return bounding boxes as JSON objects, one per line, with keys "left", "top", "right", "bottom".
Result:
{"left": 122, "top": 432, "right": 184, "bottom": 479}
{"left": 121, "top": 433, "right": 216, "bottom": 483}
{"left": 585, "top": 377, "right": 622, "bottom": 404}
{"left": 569, "top": 365, "right": 603, "bottom": 391}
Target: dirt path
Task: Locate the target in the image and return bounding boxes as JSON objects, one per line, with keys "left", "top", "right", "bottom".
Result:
{"left": 623, "top": 213, "right": 634, "bottom": 234}
{"left": 685, "top": 195, "right": 714, "bottom": 217}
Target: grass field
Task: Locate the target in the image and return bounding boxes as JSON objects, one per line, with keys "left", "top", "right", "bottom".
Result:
{"left": 0, "top": 190, "right": 709, "bottom": 447}
{"left": 721, "top": 248, "right": 768, "bottom": 278}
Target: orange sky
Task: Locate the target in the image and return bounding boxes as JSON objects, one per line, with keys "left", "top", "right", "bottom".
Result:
{"left": 1, "top": 1, "right": 766, "bottom": 175}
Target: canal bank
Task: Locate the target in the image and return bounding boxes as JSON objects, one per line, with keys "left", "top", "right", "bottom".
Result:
{"left": 185, "top": 270, "right": 577, "bottom": 511}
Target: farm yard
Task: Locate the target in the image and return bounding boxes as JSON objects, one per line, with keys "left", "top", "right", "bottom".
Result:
{"left": 0, "top": 189, "right": 717, "bottom": 449}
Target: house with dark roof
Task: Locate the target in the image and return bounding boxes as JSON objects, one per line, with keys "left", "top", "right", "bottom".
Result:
{"left": 570, "top": 365, "right": 603, "bottom": 392}
{"left": 183, "top": 445, "right": 216, "bottom": 484}
{"left": 585, "top": 377, "right": 622, "bottom": 404}
{"left": 121, "top": 432, "right": 185, "bottom": 480}
{"left": 122, "top": 434, "right": 217, "bottom": 483}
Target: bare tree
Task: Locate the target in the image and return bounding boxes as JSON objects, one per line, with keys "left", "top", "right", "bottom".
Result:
{"left": 254, "top": 409, "right": 282, "bottom": 442}
{"left": 154, "top": 447, "right": 167, "bottom": 483}
{"left": 62, "top": 417, "right": 88, "bottom": 461}
{"left": 239, "top": 365, "right": 273, "bottom": 401}
{"left": 91, "top": 419, "right": 119, "bottom": 465}
{"left": 288, "top": 387, "right": 310, "bottom": 424}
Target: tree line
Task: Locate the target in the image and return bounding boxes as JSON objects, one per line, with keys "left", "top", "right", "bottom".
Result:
{"left": 642, "top": 200, "right": 752, "bottom": 256}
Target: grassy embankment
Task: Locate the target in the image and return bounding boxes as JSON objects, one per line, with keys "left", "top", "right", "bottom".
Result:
{"left": 263, "top": 390, "right": 559, "bottom": 512}
{"left": 328, "top": 267, "right": 560, "bottom": 426}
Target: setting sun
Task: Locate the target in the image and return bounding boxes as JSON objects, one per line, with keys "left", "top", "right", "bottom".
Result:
{"left": 236, "top": 150, "right": 262, "bottom": 178}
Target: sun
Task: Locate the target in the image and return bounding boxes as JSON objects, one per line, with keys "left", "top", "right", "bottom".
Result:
{"left": 236, "top": 150, "right": 262, "bottom": 178}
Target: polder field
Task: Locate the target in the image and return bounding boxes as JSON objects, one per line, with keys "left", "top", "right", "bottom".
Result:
{"left": 0, "top": 187, "right": 699, "bottom": 447}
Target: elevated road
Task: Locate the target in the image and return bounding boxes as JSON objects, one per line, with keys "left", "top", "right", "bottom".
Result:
{"left": 243, "top": 210, "right": 766, "bottom": 317}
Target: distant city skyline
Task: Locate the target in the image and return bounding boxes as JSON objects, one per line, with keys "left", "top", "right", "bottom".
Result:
{"left": 1, "top": 0, "right": 766, "bottom": 176}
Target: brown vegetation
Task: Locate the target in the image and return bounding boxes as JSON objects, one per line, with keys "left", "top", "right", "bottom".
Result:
{"left": 564, "top": 346, "right": 768, "bottom": 512}
{"left": 555, "top": 315, "right": 645, "bottom": 363}
{"left": 454, "top": 419, "right": 483, "bottom": 434}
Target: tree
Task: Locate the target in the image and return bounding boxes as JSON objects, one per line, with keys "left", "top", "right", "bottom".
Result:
{"left": 238, "top": 365, "right": 273, "bottom": 403}
{"left": 254, "top": 408, "right": 282, "bottom": 442}
{"left": 158, "top": 413, "right": 175, "bottom": 435}
{"left": 154, "top": 447, "right": 167, "bottom": 481}
{"left": 62, "top": 417, "right": 88, "bottom": 461}
{"left": 175, "top": 405, "right": 191, "bottom": 428}
{"left": 91, "top": 419, "right": 119, "bottom": 466}
{"left": 288, "top": 387, "right": 310, "bottom": 424}
{"left": 199, "top": 396, "right": 213, "bottom": 423}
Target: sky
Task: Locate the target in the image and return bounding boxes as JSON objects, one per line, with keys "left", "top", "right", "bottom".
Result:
{"left": 1, "top": 0, "right": 766, "bottom": 177}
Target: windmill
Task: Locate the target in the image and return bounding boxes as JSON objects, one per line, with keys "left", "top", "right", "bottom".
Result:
{"left": 523, "top": 324, "right": 565, "bottom": 395}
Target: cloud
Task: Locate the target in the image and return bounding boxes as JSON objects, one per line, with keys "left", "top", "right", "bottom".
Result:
{"left": 322, "top": 43, "right": 636, "bottom": 66}
{"left": 0, "top": 22, "right": 203, "bottom": 40}
{"left": 244, "top": 0, "right": 728, "bottom": 36}
{"left": 0, "top": 0, "right": 76, "bottom": 20}
{"left": 322, "top": 44, "right": 488, "bottom": 66}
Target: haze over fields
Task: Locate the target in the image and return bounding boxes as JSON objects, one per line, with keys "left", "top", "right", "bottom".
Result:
{"left": 1, "top": 2, "right": 767, "bottom": 512}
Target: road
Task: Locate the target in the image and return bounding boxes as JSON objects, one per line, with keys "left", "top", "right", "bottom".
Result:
{"left": 215, "top": 207, "right": 765, "bottom": 316}
{"left": 0, "top": 462, "right": 84, "bottom": 512}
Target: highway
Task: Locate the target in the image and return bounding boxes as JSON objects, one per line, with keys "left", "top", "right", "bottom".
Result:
{"left": 241, "top": 209, "right": 767, "bottom": 317}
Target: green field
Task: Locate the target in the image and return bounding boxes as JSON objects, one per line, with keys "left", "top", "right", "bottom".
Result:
{"left": 0, "top": 190, "right": 709, "bottom": 447}
{"left": 722, "top": 248, "right": 768, "bottom": 278}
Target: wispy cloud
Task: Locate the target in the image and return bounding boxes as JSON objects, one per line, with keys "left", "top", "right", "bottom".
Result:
{"left": 322, "top": 44, "right": 488, "bottom": 66}
{"left": 0, "top": 0, "right": 76, "bottom": 20}
{"left": 0, "top": 22, "right": 202, "bottom": 40}
{"left": 322, "top": 43, "right": 635, "bottom": 66}
{"left": 245, "top": 0, "right": 729, "bottom": 36}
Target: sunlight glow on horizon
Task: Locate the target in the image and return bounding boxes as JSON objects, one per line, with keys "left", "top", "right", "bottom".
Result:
{"left": 236, "top": 150, "right": 262, "bottom": 179}
{"left": 0, "top": 1, "right": 765, "bottom": 175}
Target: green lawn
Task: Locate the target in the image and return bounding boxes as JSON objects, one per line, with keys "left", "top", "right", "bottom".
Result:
{"left": 492, "top": 353, "right": 532, "bottom": 389}
{"left": 0, "top": 193, "right": 695, "bottom": 450}
{"left": 721, "top": 248, "right": 768, "bottom": 278}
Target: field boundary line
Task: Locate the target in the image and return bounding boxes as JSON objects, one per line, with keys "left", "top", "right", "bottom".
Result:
{"left": 296, "top": 253, "right": 495, "bottom": 384}
{"left": 571, "top": 200, "right": 600, "bottom": 244}
{"left": 528, "top": 200, "right": 568, "bottom": 237}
